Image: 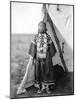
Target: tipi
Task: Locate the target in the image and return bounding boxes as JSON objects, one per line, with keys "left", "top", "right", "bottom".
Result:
{"left": 17, "top": 3, "right": 73, "bottom": 94}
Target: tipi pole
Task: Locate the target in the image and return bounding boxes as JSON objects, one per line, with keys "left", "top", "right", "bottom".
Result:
{"left": 42, "top": 4, "right": 68, "bottom": 72}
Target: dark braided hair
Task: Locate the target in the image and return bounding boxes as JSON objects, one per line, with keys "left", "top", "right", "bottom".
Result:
{"left": 38, "top": 21, "right": 47, "bottom": 33}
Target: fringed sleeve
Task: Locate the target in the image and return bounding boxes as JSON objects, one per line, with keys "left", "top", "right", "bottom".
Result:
{"left": 28, "top": 35, "right": 37, "bottom": 59}
{"left": 47, "top": 34, "right": 57, "bottom": 57}
{"left": 49, "top": 42, "right": 57, "bottom": 57}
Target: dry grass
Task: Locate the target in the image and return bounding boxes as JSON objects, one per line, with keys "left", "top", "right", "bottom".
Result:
{"left": 10, "top": 34, "right": 73, "bottom": 98}
{"left": 11, "top": 34, "right": 34, "bottom": 98}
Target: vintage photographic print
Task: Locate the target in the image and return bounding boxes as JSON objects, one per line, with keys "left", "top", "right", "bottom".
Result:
{"left": 10, "top": 1, "right": 74, "bottom": 99}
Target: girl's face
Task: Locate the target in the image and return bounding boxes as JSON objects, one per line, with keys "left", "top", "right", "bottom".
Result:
{"left": 38, "top": 23, "right": 46, "bottom": 33}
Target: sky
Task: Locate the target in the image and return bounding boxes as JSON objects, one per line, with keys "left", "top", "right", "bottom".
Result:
{"left": 11, "top": 2, "right": 73, "bottom": 49}
{"left": 11, "top": 2, "right": 43, "bottom": 34}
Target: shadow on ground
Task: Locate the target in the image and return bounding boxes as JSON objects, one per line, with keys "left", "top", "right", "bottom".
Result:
{"left": 11, "top": 72, "right": 74, "bottom": 99}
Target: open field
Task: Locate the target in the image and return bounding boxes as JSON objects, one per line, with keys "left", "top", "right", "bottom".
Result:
{"left": 10, "top": 34, "right": 73, "bottom": 98}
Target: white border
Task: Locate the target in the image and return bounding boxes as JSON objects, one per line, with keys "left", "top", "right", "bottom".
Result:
{"left": 0, "top": 0, "right": 75, "bottom": 100}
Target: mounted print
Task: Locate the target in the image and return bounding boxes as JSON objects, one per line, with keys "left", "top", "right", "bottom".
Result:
{"left": 10, "top": 1, "right": 74, "bottom": 99}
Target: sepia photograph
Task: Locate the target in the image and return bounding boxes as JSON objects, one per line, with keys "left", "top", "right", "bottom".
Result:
{"left": 10, "top": 1, "right": 74, "bottom": 99}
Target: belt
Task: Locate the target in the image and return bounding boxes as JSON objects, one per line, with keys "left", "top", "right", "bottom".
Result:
{"left": 37, "top": 53, "right": 46, "bottom": 58}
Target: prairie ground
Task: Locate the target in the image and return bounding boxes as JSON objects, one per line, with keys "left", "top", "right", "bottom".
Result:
{"left": 10, "top": 34, "right": 73, "bottom": 98}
